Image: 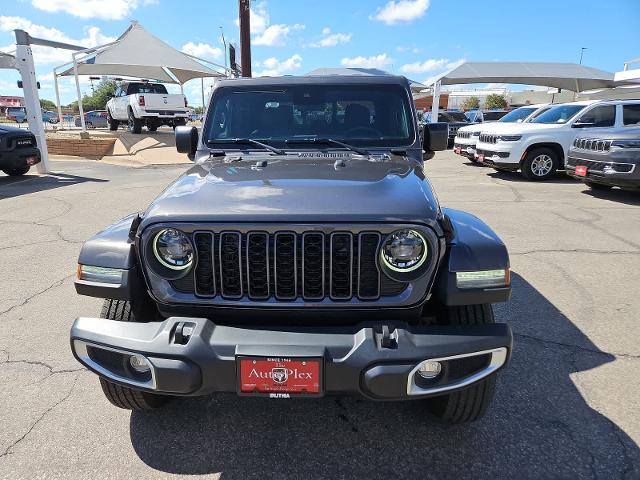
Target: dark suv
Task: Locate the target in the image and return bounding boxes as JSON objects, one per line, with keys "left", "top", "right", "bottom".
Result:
{"left": 70, "top": 75, "right": 513, "bottom": 424}
{"left": 0, "top": 124, "right": 40, "bottom": 176}
{"left": 566, "top": 128, "right": 640, "bottom": 190}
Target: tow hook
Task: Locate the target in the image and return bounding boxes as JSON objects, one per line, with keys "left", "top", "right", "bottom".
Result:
{"left": 173, "top": 321, "right": 195, "bottom": 345}
{"left": 380, "top": 325, "right": 398, "bottom": 349}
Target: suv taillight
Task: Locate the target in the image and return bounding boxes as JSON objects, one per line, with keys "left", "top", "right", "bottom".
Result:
{"left": 184, "top": 96, "right": 188, "bottom": 108}
{"left": 139, "top": 95, "right": 145, "bottom": 106}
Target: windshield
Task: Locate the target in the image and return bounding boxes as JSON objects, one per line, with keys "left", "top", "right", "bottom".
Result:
{"left": 531, "top": 105, "right": 585, "bottom": 124}
{"left": 438, "top": 111, "right": 468, "bottom": 122}
{"left": 7, "top": 107, "right": 25, "bottom": 114}
{"left": 465, "top": 110, "right": 479, "bottom": 122}
{"left": 205, "top": 83, "right": 415, "bottom": 148}
{"left": 498, "top": 107, "right": 536, "bottom": 123}
{"left": 483, "top": 111, "right": 508, "bottom": 121}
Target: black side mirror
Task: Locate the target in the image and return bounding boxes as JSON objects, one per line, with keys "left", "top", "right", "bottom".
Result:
{"left": 175, "top": 126, "right": 198, "bottom": 160}
{"left": 422, "top": 122, "right": 448, "bottom": 160}
{"left": 572, "top": 121, "right": 595, "bottom": 128}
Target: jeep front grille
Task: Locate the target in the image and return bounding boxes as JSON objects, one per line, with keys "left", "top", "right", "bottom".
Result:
{"left": 479, "top": 133, "right": 497, "bottom": 144}
{"left": 181, "top": 230, "right": 403, "bottom": 302}
{"left": 573, "top": 138, "right": 612, "bottom": 152}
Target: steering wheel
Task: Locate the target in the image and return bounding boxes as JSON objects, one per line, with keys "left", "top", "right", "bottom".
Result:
{"left": 343, "top": 126, "right": 383, "bottom": 137}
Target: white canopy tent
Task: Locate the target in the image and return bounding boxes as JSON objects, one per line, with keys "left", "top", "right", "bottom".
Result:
{"left": 424, "top": 61, "right": 624, "bottom": 122}
{"left": 54, "top": 21, "right": 226, "bottom": 130}
{"left": 0, "top": 51, "right": 16, "bottom": 69}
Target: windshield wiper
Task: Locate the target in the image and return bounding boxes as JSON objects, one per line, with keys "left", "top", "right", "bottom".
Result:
{"left": 206, "top": 138, "right": 285, "bottom": 155}
{"left": 285, "top": 138, "right": 370, "bottom": 156}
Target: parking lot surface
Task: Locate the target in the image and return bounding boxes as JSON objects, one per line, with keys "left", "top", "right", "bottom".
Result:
{"left": 1, "top": 152, "right": 639, "bottom": 479}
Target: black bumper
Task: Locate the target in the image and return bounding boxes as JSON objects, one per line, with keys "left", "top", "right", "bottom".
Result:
{"left": 71, "top": 317, "right": 512, "bottom": 400}
{"left": 0, "top": 146, "right": 40, "bottom": 170}
{"left": 566, "top": 155, "right": 640, "bottom": 188}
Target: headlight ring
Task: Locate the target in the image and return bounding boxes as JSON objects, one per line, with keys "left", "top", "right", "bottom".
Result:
{"left": 152, "top": 228, "right": 194, "bottom": 271}
{"left": 379, "top": 229, "right": 430, "bottom": 280}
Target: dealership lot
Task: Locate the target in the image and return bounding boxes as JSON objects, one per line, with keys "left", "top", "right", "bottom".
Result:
{"left": 0, "top": 152, "right": 639, "bottom": 479}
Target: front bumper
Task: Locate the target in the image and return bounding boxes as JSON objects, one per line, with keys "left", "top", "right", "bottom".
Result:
{"left": 70, "top": 317, "right": 512, "bottom": 400}
{"left": 453, "top": 142, "right": 476, "bottom": 158}
{"left": 566, "top": 154, "right": 640, "bottom": 188}
{"left": 0, "top": 146, "right": 41, "bottom": 170}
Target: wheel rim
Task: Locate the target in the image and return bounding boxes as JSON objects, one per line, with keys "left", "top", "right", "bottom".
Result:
{"left": 530, "top": 154, "right": 553, "bottom": 176}
{"left": 128, "top": 112, "right": 134, "bottom": 130}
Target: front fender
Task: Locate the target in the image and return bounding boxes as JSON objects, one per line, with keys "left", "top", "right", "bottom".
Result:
{"left": 433, "top": 208, "right": 511, "bottom": 306}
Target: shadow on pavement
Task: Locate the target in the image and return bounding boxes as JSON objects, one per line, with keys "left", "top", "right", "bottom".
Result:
{"left": 129, "top": 272, "right": 638, "bottom": 479}
{"left": 0, "top": 172, "right": 108, "bottom": 199}
{"left": 487, "top": 170, "right": 577, "bottom": 184}
{"left": 581, "top": 186, "right": 640, "bottom": 206}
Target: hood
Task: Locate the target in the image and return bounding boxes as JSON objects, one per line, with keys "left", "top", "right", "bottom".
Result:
{"left": 479, "top": 121, "right": 565, "bottom": 135}
{"left": 141, "top": 153, "right": 441, "bottom": 228}
{"left": 0, "top": 124, "right": 31, "bottom": 135}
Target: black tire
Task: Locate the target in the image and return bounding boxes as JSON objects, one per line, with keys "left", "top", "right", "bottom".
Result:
{"left": 128, "top": 109, "right": 142, "bottom": 134}
{"left": 98, "top": 299, "right": 169, "bottom": 411}
{"left": 107, "top": 110, "right": 119, "bottom": 131}
{"left": 2, "top": 166, "right": 30, "bottom": 176}
{"left": 426, "top": 304, "right": 497, "bottom": 424}
{"left": 147, "top": 125, "right": 158, "bottom": 132}
{"left": 585, "top": 181, "right": 613, "bottom": 191}
{"left": 521, "top": 147, "right": 558, "bottom": 181}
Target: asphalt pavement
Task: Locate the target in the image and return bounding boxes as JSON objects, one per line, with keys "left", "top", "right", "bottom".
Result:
{"left": 0, "top": 153, "right": 639, "bottom": 479}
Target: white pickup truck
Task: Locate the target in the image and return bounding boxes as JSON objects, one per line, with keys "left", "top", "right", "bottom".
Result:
{"left": 106, "top": 82, "right": 189, "bottom": 133}
{"left": 473, "top": 99, "right": 640, "bottom": 181}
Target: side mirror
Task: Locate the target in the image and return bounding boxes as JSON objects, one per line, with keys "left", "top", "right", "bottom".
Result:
{"left": 175, "top": 125, "right": 198, "bottom": 160}
{"left": 422, "top": 122, "right": 448, "bottom": 160}
{"left": 572, "top": 121, "right": 595, "bottom": 128}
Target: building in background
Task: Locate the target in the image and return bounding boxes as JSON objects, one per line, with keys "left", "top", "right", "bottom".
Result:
{"left": 0, "top": 95, "right": 24, "bottom": 116}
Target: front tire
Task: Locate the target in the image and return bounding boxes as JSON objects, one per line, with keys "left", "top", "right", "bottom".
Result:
{"left": 128, "top": 109, "right": 142, "bottom": 134}
{"left": 107, "top": 110, "right": 119, "bottom": 131}
{"left": 521, "top": 147, "right": 558, "bottom": 181}
{"left": 98, "top": 299, "right": 169, "bottom": 411}
{"left": 426, "top": 304, "right": 498, "bottom": 424}
{"left": 2, "top": 166, "right": 30, "bottom": 176}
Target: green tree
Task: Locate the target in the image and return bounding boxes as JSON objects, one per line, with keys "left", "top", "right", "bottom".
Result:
{"left": 484, "top": 94, "right": 508, "bottom": 110}
{"left": 71, "top": 79, "right": 119, "bottom": 112}
{"left": 461, "top": 96, "right": 480, "bottom": 110}
{"left": 40, "top": 99, "right": 57, "bottom": 111}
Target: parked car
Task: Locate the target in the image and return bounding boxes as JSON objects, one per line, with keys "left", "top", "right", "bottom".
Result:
{"left": 423, "top": 110, "right": 470, "bottom": 146}
{"left": 566, "top": 126, "right": 640, "bottom": 190}
{"left": 473, "top": 100, "right": 640, "bottom": 181}
{"left": 70, "top": 74, "right": 513, "bottom": 424}
{"left": 6, "top": 107, "right": 59, "bottom": 124}
{"left": 106, "top": 82, "right": 189, "bottom": 133}
{"left": 453, "top": 104, "right": 551, "bottom": 160}
{"left": 75, "top": 110, "right": 108, "bottom": 128}
{"left": 0, "top": 124, "right": 40, "bottom": 176}
{"left": 465, "top": 109, "right": 510, "bottom": 123}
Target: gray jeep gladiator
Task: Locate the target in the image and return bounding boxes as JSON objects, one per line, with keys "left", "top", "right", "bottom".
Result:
{"left": 70, "top": 75, "right": 513, "bottom": 424}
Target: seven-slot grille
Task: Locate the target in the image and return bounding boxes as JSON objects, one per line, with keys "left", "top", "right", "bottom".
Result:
{"left": 187, "top": 230, "right": 388, "bottom": 301}
{"left": 573, "top": 138, "right": 612, "bottom": 152}
{"left": 479, "top": 133, "right": 498, "bottom": 144}
{"left": 456, "top": 131, "right": 472, "bottom": 139}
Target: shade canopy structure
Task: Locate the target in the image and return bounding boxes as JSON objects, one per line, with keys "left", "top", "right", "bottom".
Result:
{"left": 425, "top": 61, "right": 618, "bottom": 93}
{"left": 306, "top": 67, "right": 426, "bottom": 93}
{"left": 0, "top": 51, "right": 16, "bottom": 69}
{"left": 55, "top": 21, "right": 226, "bottom": 131}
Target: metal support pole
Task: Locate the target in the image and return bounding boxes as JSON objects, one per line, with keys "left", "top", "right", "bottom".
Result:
{"left": 53, "top": 68, "right": 63, "bottom": 125}
{"left": 14, "top": 43, "right": 50, "bottom": 173}
{"left": 239, "top": 0, "right": 252, "bottom": 77}
{"left": 72, "top": 54, "right": 86, "bottom": 131}
{"left": 201, "top": 77, "right": 205, "bottom": 112}
{"left": 431, "top": 81, "right": 441, "bottom": 123}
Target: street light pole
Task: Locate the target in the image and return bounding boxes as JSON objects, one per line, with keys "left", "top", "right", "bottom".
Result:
{"left": 579, "top": 47, "right": 587, "bottom": 65}
{"left": 239, "top": 0, "right": 252, "bottom": 77}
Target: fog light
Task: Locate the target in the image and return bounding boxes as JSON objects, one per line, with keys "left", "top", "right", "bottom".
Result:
{"left": 417, "top": 360, "right": 442, "bottom": 379}
{"left": 129, "top": 354, "right": 151, "bottom": 373}
{"left": 77, "top": 264, "right": 124, "bottom": 285}
{"left": 456, "top": 269, "right": 509, "bottom": 289}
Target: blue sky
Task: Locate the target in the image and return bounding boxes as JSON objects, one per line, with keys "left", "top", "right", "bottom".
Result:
{"left": 1, "top": 0, "right": 639, "bottom": 106}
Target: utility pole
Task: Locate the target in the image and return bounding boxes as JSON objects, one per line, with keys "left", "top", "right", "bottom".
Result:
{"left": 219, "top": 26, "right": 228, "bottom": 75}
{"left": 579, "top": 47, "right": 587, "bottom": 65}
{"left": 239, "top": 0, "right": 251, "bottom": 77}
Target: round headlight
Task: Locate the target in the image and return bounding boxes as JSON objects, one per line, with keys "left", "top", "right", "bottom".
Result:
{"left": 380, "top": 229, "right": 427, "bottom": 272}
{"left": 153, "top": 229, "right": 193, "bottom": 270}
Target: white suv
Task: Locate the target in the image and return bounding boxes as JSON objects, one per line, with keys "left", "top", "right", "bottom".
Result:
{"left": 474, "top": 100, "right": 640, "bottom": 181}
{"left": 453, "top": 104, "right": 550, "bottom": 160}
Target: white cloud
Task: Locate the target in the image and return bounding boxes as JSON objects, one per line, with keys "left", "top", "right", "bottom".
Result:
{"left": 372, "top": 0, "right": 430, "bottom": 24}
{"left": 255, "top": 54, "right": 302, "bottom": 77}
{"left": 310, "top": 27, "right": 352, "bottom": 47}
{"left": 341, "top": 53, "right": 392, "bottom": 69}
{"left": 0, "top": 16, "right": 116, "bottom": 64}
{"left": 181, "top": 42, "right": 222, "bottom": 60}
{"left": 445, "top": 58, "right": 465, "bottom": 70}
{"left": 401, "top": 58, "right": 448, "bottom": 73}
{"left": 253, "top": 23, "right": 304, "bottom": 47}
{"left": 31, "top": 0, "right": 155, "bottom": 21}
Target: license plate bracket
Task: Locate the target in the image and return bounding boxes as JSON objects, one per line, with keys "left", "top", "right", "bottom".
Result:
{"left": 477, "top": 154, "right": 485, "bottom": 163}
{"left": 237, "top": 356, "right": 323, "bottom": 398}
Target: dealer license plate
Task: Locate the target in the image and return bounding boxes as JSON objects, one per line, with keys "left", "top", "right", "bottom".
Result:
{"left": 237, "top": 356, "right": 322, "bottom": 397}
{"left": 454, "top": 146, "right": 461, "bottom": 154}
{"left": 575, "top": 165, "right": 587, "bottom": 177}
{"left": 477, "top": 154, "right": 485, "bottom": 163}
{"left": 25, "top": 156, "right": 38, "bottom": 166}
